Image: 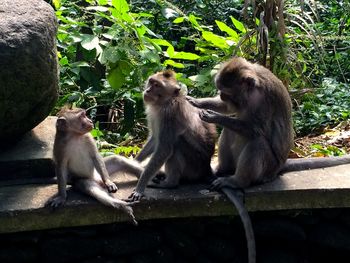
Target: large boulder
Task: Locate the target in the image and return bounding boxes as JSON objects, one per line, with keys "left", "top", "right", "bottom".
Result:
{"left": 0, "top": 0, "right": 58, "bottom": 144}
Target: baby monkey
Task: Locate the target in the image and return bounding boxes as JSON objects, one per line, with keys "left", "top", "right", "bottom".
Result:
{"left": 46, "top": 107, "right": 137, "bottom": 225}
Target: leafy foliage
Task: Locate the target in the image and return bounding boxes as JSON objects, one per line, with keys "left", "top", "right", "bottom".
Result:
{"left": 293, "top": 78, "right": 350, "bottom": 135}
{"left": 52, "top": 0, "right": 253, "bottom": 141}
{"left": 50, "top": 0, "right": 350, "bottom": 154}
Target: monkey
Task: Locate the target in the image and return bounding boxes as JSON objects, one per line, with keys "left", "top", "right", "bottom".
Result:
{"left": 46, "top": 107, "right": 137, "bottom": 225}
{"left": 106, "top": 69, "right": 256, "bottom": 262}
{"left": 188, "top": 56, "right": 350, "bottom": 189}
{"left": 107, "top": 70, "right": 217, "bottom": 202}
{"left": 187, "top": 56, "right": 348, "bottom": 263}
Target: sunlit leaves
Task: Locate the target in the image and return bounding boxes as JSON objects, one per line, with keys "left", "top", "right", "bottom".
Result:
{"left": 112, "top": 0, "right": 129, "bottom": 13}
{"left": 202, "top": 31, "right": 231, "bottom": 50}
{"left": 164, "top": 59, "right": 185, "bottom": 68}
{"left": 173, "top": 16, "right": 185, "bottom": 24}
{"left": 215, "top": 20, "right": 239, "bottom": 40}
{"left": 150, "top": 38, "right": 200, "bottom": 60}
{"left": 230, "top": 16, "right": 246, "bottom": 33}
{"left": 52, "top": 0, "right": 61, "bottom": 9}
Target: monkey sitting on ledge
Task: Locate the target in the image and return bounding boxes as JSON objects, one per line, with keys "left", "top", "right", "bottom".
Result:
{"left": 46, "top": 107, "right": 137, "bottom": 225}
{"left": 188, "top": 57, "right": 350, "bottom": 263}
{"left": 105, "top": 70, "right": 217, "bottom": 202}
{"left": 189, "top": 56, "right": 350, "bottom": 189}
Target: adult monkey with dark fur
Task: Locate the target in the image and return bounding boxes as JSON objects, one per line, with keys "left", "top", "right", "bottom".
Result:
{"left": 108, "top": 70, "right": 217, "bottom": 201}
{"left": 189, "top": 57, "right": 350, "bottom": 188}
{"left": 46, "top": 107, "right": 137, "bottom": 225}
{"left": 188, "top": 57, "right": 350, "bottom": 263}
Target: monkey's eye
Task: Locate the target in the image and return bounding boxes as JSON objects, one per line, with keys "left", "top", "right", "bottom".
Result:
{"left": 78, "top": 111, "right": 86, "bottom": 118}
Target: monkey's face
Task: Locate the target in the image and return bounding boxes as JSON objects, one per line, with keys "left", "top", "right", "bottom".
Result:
{"left": 215, "top": 58, "right": 258, "bottom": 109}
{"left": 143, "top": 70, "right": 181, "bottom": 105}
{"left": 56, "top": 109, "right": 94, "bottom": 135}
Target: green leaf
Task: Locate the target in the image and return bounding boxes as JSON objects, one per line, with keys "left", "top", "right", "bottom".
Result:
{"left": 91, "top": 128, "right": 104, "bottom": 138}
{"left": 163, "top": 59, "right": 185, "bottom": 68}
{"left": 255, "top": 17, "right": 260, "bottom": 26}
{"left": 202, "top": 31, "right": 229, "bottom": 49}
{"left": 59, "top": 56, "right": 69, "bottom": 66}
{"left": 100, "top": 47, "right": 120, "bottom": 64}
{"left": 112, "top": 0, "right": 129, "bottom": 13}
{"left": 52, "top": 0, "right": 61, "bottom": 9}
{"left": 170, "top": 51, "right": 200, "bottom": 60}
{"left": 107, "top": 67, "right": 124, "bottom": 90}
{"left": 230, "top": 16, "right": 246, "bottom": 33}
{"left": 166, "top": 45, "right": 175, "bottom": 57}
{"left": 215, "top": 20, "right": 239, "bottom": 40}
{"left": 173, "top": 17, "right": 185, "bottom": 24}
{"left": 81, "top": 35, "right": 99, "bottom": 50}
{"left": 188, "top": 14, "right": 202, "bottom": 30}
{"left": 150, "top": 39, "right": 172, "bottom": 47}
{"left": 107, "top": 61, "right": 131, "bottom": 90}
{"left": 98, "top": 0, "right": 108, "bottom": 5}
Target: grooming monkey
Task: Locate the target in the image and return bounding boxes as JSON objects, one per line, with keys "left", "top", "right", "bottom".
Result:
{"left": 107, "top": 70, "right": 217, "bottom": 201}
{"left": 46, "top": 107, "right": 137, "bottom": 225}
{"left": 188, "top": 57, "right": 350, "bottom": 263}
{"left": 189, "top": 56, "right": 350, "bottom": 189}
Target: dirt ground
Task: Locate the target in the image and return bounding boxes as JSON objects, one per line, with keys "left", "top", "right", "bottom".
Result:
{"left": 291, "top": 121, "right": 350, "bottom": 158}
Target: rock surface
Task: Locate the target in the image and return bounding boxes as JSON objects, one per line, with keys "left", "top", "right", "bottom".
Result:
{"left": 0, "top": 0, "right": 58, "bottom": 143}
{"left": 0, "top": 117, "right": 56, "bottom": 180}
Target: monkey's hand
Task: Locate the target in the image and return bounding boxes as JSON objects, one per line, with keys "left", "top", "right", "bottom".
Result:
{"left": 105, "top": 179, "right": 118, "bottom": 193}
{"left": 186, "top": 96, "right": 201, "bottom": 108}
{"left": 199, "top": 109, "right": 221, "bottom": 123}
{"left": 128, "top": 190, "right": 144, "bottom": 202}
{"left": 46, "top": 195, "right": 66, "bottom": 208}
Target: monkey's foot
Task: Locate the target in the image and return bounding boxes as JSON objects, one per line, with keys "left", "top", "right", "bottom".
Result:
{"left": 105, "top": 180, "right": 118, "bottom": 193}
{"left": 199, "top": 109, "right": 220, "bottom": 123}
{"left": 128, "top": 190, "right": 144, "bottom": 202}
{"left": 210, "top": 177, "right": 238, "bottom": 190}
{"left": 46, "top": 195, "right": 66, "bottom": 208}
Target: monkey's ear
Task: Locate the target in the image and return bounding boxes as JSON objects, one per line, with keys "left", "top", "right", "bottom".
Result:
{"left": 56, "top": 117, "right": 67, "bottom": 131}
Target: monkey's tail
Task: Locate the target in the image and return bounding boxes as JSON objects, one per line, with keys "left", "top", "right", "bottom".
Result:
{"left": 74, "top": 179, "right": 138, "bottom": 225}
{"left": 221, "top": 187, "right": 256, "bottom": 263}
{"left": 280, "top": 155, "right": 350, "bottom": 174}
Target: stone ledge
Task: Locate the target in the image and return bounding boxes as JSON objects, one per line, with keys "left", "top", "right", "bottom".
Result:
{"left": 1, "top": 117, "right": 350, "bottom": 233}
{"left": 1, "top": 164, "right": 350, "bottom": 233}
{"left": 0, "top": 117, "right": 55, "bottom": 180}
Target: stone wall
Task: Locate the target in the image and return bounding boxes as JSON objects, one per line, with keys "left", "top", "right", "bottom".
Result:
{"left": 1, "top": 209, "right": 350, "bottom": 263}
{"left": 0, "top": 0, "right": 58, "bottom": 143}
